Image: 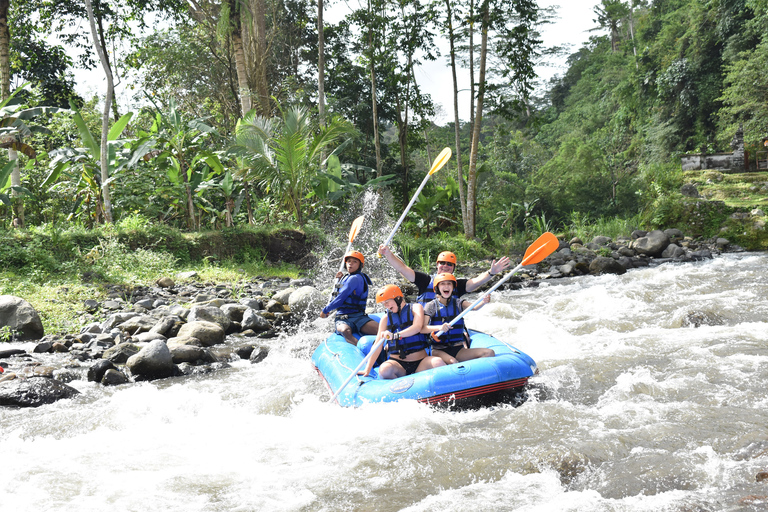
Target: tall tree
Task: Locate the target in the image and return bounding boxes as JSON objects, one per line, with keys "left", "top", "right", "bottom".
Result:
{"left": 85, "top": 0, "right": 115, "bottom": 223}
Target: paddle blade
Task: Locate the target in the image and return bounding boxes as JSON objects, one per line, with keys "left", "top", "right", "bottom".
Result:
{"left": 428, "top": 147, "right": 452, "bottom": 175}
{"left": 521, "top": 232, "right": 560, "bottom": 266}
{"left": 348, "top": 215, "right": 365, "bottom": 243}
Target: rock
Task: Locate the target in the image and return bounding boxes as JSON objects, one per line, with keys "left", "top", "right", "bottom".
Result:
{"left": 0, "top": 295, "right": 45, "bottom": 341}
{"left": 288, "top": 286, "right": 324, "bottom": 318}
{"left": 176, "top": 271, "right": 199, "bottom": 280}
{"left": 126, "top": 339, "right": 175, "bottom": 379}
{"left": 239, "top": 298, "right": 264, "bottom": 311}
{"left": 33, "top": 341, "right": 53, "bottom": 353}
{"left": 249, "top": 345, "right": 269, "bottom": 364}
{"left": 188, "top": 305, "right": 231, "bottom": 332}
{"left": 569, "top": 237, "right": 583, "bottom": 245}
{"left": 266, "top": 299, "right": 288, "bottom": 313}
{"left": 166, "top": 336, "right": 204, "bottom": 348}
{"left": 0, "top": 348, "right": 26, "bottom": 359}
{"left": 116, "top": 315, "right": 157, "bottom": 335}
{"left": 83, "top": 299, "right": 99, "bottom": 313}
{"left": 149, "top": 316, "right": 180, "bottom": 336}
{"left": 101, "top": 369, "right": 129, "bottom": 386}
{"left": 751, "top": 208, "right": 765, "bottom": 217}
{"left": 661, "top": 243, "right": 686, "bottom": 258}
{"left": 156, "top": 277, "right": 175, "bottom": 288}
{"left": 169, "top": 345, "right": 214, "bottom": 364}
{"left": 591, "top": 236, "right": 612, "bottom": 245}
{"left": 631, "top": 230, "right": 670, "bottom": 257}
{"left": 88, "top": 359, "right": 116, "bottom": 382}
{"left": 241, "top": 309, "right": 272, "bottom": 332}
{"left": 101, "top": 312, "right": 138, "bottom": 332}
{"left": 272, "top": 288, "right": 296, "bottom": 305}
{"left": 176, "top": 321, "right": 225, "bottom": 347}
{"left": 221, "top": 303, "right": 247, "bottom": 322}
{"left": 680, "top": 183, "right": 700, "bottom": 197}
{"left": 589, "top": 256, "right": 627, "bottom": 275}
{"left": 103, "top": 342, "right": 140, "bottom": 364}
{"left": 133, "top": 332, "right": 167, "bottom": 343}
{"left": 756, "top": 472, "right": 768, "bottom": 483}
{"left": 0, "top": 377, "right": 80, "bottom": 407}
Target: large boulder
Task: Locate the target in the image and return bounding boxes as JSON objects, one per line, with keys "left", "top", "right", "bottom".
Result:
{"left": 589, "top": 256, "right": 627, "bottom": 276}
{"left": 176, "top": 321, "right": 225, "bottom": 346}
{"left": 631, "top": 230, "right": 670, "bottom": 257}
{"left": 188, "top": 305, "right": 231, "bottom": 332}
{"left": 0, "top": 295, "right": 44, "bottom": 341}
{"left": 288, "top": 286, "right": 324, "bottom": 318}
{"left": 0, "top": 377, "right": 79, "bottom": 407}
{"left": 241, "top": 309, "right": 272, "bottom": 332}
{"left": 126, "top": 339, "right": 175, "bottom": 379}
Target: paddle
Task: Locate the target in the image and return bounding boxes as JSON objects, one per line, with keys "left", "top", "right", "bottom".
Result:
{"left": 328, "top": 335, "right": 387, "bottom": 404}
{"left": 327, "top": 215, "right": 365, "bottom": 304}
{"left": 379, "top": 147, "right": 452, "bottom": 255}
{"left": 431, "top": 232, "right": 560, "bottom": 341}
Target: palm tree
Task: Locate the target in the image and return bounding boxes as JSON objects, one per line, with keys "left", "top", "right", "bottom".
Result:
{"left": 229, "top": 106, "right": 354, "bottom": 225}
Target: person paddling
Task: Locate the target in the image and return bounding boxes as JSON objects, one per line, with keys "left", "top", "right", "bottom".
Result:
{"left": 319, "top": 250, "right": 378, "bottom": 345}
{"left": 421, "top": 273, "right": 495, "bottom": 365}
{"left": 360, "top": 284, "right": 446, "bottom": 379}
{"left": 377, "top": 246, "right": 511, "bottom": 304}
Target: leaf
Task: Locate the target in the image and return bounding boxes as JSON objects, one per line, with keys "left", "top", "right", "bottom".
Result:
{"left": 0, "top": 160, "right": 15, "bottom": 191}
{"left": 108, "top": 112, "right": 134, "bottom": 141}
{"left": 73, "top": 111, "right": 100, "bottom": 161}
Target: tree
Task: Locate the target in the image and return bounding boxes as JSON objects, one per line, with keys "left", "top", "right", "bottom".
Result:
{"left": 230, "top": 105, "right": 355, "bottom": 225}
{"left": 464, "top": 0, "right": 540, "bottom": 238}
{"left": 592, "top": 0, "right": 629, "bottom": 53}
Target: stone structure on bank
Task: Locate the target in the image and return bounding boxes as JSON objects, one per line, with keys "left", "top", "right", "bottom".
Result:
{"left": 680, "top": 125, "right": 749, "bottom": 173}
{"left": 0, "top": 230, "right": 744, "bottom": 407}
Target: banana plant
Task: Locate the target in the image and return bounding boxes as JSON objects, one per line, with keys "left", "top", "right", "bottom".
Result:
{"left": 0, "top": 83, "right": 62, "bottom": 214}
{"left": 43, "top": 103, "right": 151, "bottom": 225}
{"left": 139, "top": 96, "right": 220, "bottom": 230}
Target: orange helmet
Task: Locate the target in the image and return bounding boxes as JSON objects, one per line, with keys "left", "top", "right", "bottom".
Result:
{"left": 436, "top": 251, "right": 457, "bottom": 266}
{"left": 433, "top": 273, "right": 457, "bottom": 292}
{"left": 376, "top": 284, "right": 403, "bottom": 303}
{"left": 344, "top": 250, "right": 365, "bottom": 268}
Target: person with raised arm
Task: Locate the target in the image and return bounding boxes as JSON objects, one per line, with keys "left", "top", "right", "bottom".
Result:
{"left": 377, "top": 245, "right": 511, "bottom": 304}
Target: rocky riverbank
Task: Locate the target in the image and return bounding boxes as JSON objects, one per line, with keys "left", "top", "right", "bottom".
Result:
{"left": 0, "top": 228, "right": 743, "bottom": 407}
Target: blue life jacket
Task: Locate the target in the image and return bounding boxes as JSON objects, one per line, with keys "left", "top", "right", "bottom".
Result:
{"left": 385, "top": 303, "right": 428, "bottom": 357}
{"left": 332, "top": 272, "right": 372, "bottom": 315}
{"left": 417, "top": 274, "right": 437, "bottom": 304}
{"left": 428, "top": 297, "right": 468, "bottom": 348}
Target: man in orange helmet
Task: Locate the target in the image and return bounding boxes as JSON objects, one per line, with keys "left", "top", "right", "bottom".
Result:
{"left": 320, "top": 250, "right": 378, "bottom": 344}
{"left": 378, "top": 245, "right": 510, "bottom": 304}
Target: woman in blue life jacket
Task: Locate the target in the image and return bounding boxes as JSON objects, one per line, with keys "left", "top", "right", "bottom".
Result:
{"left": 360, "top": 284, "right": 446, "bottom": 379}
{"left": 377, "top": 246, "right": 511, "bottom": 304}
{"left": 421, "top": 273, "right": 495, "bottom": 365}
{"left": 319, "top": 250, "right": 378, "bottom": 345}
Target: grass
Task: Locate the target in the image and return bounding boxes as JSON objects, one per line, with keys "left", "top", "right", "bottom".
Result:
{"left": 684, "top": 170, "right": 768, "bottom": 210}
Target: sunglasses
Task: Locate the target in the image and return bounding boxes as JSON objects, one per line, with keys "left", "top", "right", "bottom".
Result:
{"left": 437, "top": 261, "right": 455, "bottom": 267}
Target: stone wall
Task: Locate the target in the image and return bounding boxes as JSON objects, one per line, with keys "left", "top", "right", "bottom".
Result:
{"left": 680, "top": 125, "right": 748, "bottom": 173}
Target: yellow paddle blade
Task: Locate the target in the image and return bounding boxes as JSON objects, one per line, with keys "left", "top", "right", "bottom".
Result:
{"left": 348, "top": 215, "right": 365, "bottom": 243}
{"left": 428, "top": 147, "right": 452, "bottom": 175}
{"left": 521, "top": 232, "right": 560, "bottom": 266}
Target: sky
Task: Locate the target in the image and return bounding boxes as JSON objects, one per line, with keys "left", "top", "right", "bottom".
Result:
{"left": 70, "top": 0, "right": 601, "bottom": 125}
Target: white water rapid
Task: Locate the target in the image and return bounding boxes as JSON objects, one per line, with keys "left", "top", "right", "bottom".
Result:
{"left": 2, "top": 253, "right": 767, "bottom": 511}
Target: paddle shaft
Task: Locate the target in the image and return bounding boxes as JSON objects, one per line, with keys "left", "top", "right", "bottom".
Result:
{"left": 382, "top": 173, "right": 431, "bottom": 249}
{"left": 329, "top": 336, "right": 387, "bottom": 403}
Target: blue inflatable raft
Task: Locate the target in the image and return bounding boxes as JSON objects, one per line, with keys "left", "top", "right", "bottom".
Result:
{"left": 312, "top": 315, "right": 537, "bottom": 408}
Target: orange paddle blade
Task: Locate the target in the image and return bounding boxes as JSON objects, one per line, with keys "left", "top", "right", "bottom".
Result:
{"left": 521, "top": 232, "right": 559, "bottom": 266}
{"left": 428, "top": 147, "right": 452, "bottom": 175}
{"left": 348, "top": 216, "right": 364, "bottom": 243}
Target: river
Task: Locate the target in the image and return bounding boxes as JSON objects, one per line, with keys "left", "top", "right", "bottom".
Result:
{"left": 1, "top": 253, "right": 767, "bottom": 511}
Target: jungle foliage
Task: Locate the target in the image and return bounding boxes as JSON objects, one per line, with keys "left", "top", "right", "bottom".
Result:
{"left": 1, "top": 0, "right": 767, "bottom": 252}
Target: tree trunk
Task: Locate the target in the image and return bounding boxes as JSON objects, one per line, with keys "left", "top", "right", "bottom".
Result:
{"left": 468, "top": 0, "right": 475, "bottom": 132}
{"left": 317, "top": 0, "right": 325, "bottom": 126}
{"left": 228, "top": 0, "right": 252, "bottom": 115}
{"left": 466, "top": 1, "right": 489, "bottom": 240}
{"left": 368, "top": 26, "right": 382, "bottom": 177}
{"left": 85, "top": 0, "right": 113, "bottom": 224}
{"left": 1, "top": 1, "right": 21, "bottom": 226}
{"left": 445, "top": 0, "right": 468, "bottom": 234}
{"left": 251, "top": 0, "right": 270, "bottom": 115}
